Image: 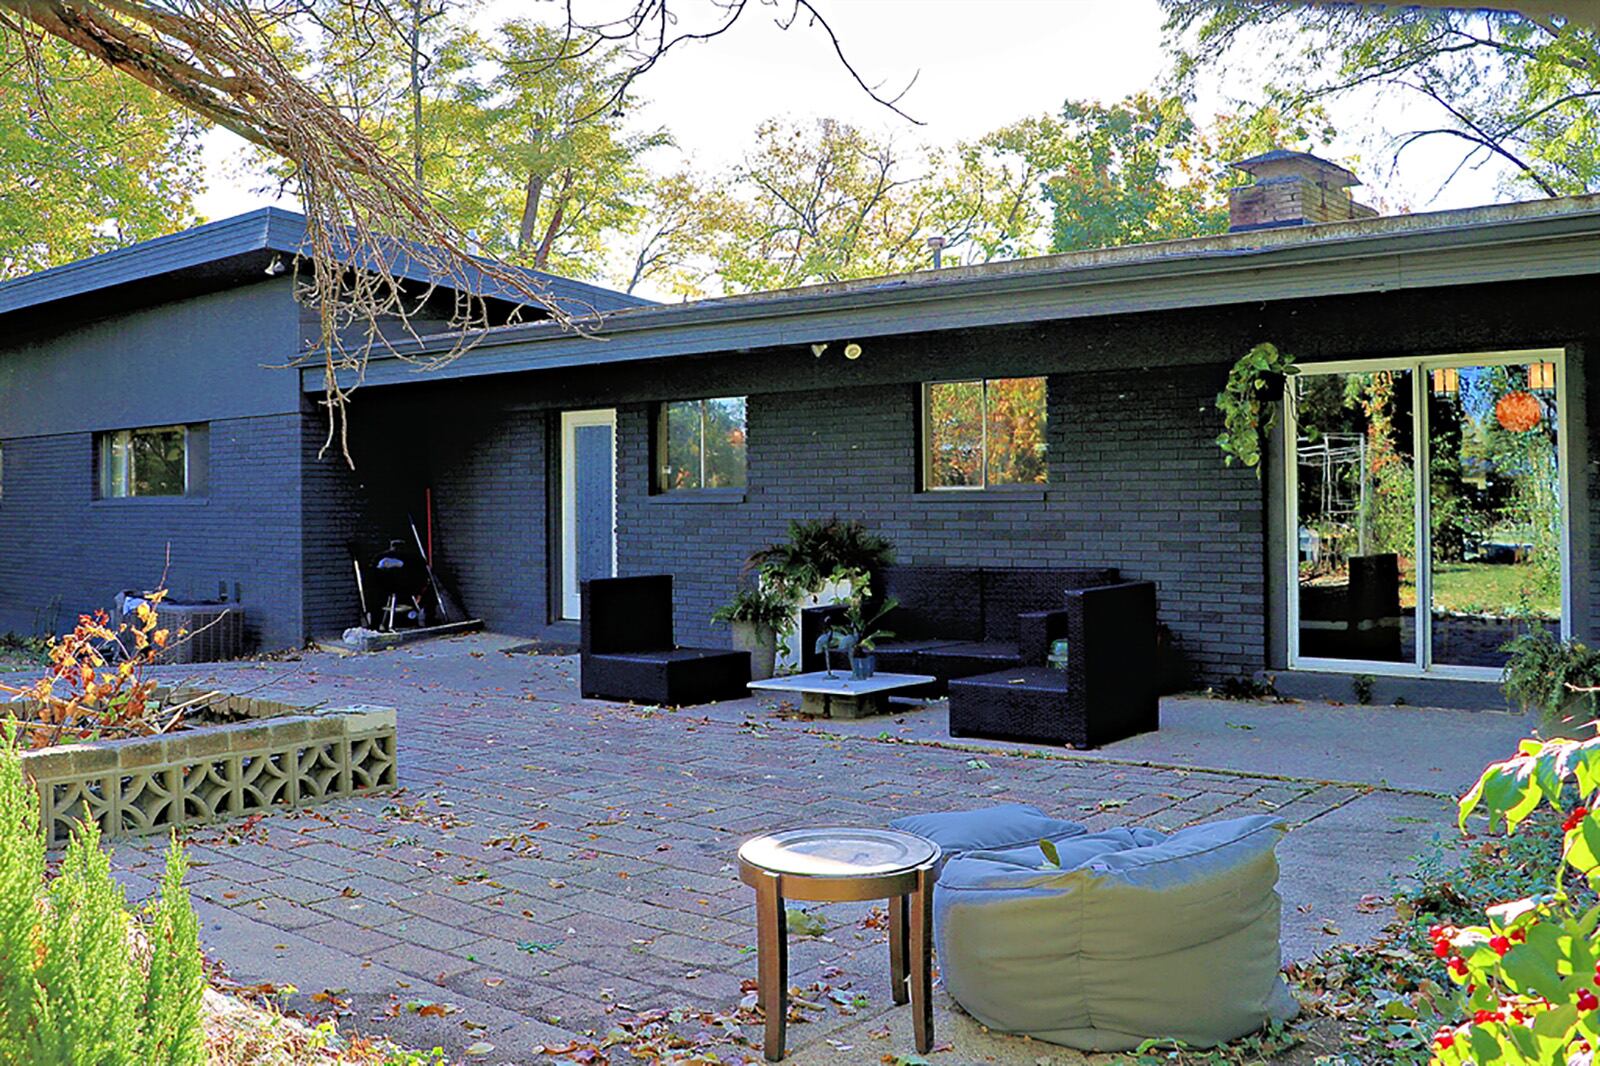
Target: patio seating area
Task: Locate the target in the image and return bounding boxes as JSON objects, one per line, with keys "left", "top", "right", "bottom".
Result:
{"left": 105, "top": 634, "right": 1531, "bottom": 1063}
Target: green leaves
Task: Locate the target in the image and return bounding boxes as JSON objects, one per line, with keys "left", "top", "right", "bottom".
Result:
{"left": 1215, "top": 343, "right": 1297, "bottom": 476}
{"left": 1038, "top": 838, "right": 1062, "bottom": 870}
{"left": 0, "top": 744, "right": 204, "bottom": 1064}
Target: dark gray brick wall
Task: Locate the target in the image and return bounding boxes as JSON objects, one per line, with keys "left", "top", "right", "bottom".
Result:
{"left": 614, "top": 366, "right": 1261, "bottom": 684}
{"left": 0, "top": 413, "right": 304, "bottom": 649}
{"left": 427, "top": 411, "right": 549, "bottom": 634}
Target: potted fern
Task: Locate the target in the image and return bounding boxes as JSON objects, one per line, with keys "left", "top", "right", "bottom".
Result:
{"left": 1501, "top": 629, "right": 1600, "bottom": 738}
{"left": 746, "top": 518, "right": 895, "bottom": 670}
{"left": 711, "top": 584, "right": 792, "bottom": 681}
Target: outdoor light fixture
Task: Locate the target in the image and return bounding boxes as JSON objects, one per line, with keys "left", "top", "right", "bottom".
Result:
{"left": 264, "top": 255, "right": 286, "bottom": 277}
{"left": 1431, "top": 367, "right": 1460, "bottom": 396}
{"left": 844, "top": 343, "right": 862, "bottom": 360}
{"left": 926, "top": 235, "right": 947, "bottom": 269}
{"left": 810, "top": 343, "right": 829, "bottom": 357}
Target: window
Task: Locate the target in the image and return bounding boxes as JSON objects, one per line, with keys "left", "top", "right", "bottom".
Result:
{"left": 923, "top": 377, "right": 1048, "bottom": 489}
{"left": 97, "top": 424, "right": 207, "bottom": 498}
{"left": 655, "top": 397, "right": 747, "bottom": 492}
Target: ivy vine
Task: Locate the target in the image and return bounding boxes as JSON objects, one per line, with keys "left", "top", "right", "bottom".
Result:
{"left": 1215, "top": 342, "right": 1298, "bottom": 476}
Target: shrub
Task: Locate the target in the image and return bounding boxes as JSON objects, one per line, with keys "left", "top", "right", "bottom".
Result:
{"left": 746, "top": 517, "right": 894, "bottom": 596}
{"left": 1501, "top": 629, "right": 1600, "bottom": 734}
{"left": 1430, "top": 735, "right": 1600, "bottom": 1063}
{"left": 0, "top": 735, "right": 204, "bottom": 1064}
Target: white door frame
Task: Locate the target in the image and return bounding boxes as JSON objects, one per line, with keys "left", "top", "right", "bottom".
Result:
{"left": 560, "top": 408, "right": 618, "bottom": 620}
{"left": 1284, "top": 348, "right": 1572, "bottom": 680}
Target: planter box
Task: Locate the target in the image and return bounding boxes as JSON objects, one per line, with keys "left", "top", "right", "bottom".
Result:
{"left": 18, "top": 704, "right": 398, "bottom": 848}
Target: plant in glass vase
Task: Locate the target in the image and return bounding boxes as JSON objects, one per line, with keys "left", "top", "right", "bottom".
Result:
{"left": 821, "top": 596, "right": 898, "bottom": 680}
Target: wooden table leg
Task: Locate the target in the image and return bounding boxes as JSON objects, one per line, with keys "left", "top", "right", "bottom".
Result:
{"left": 888, "top": 894, "right": 909, "bottom": 1005}
{"left": 909, "top": 864, "right": 934, "bottom": 1053}
{"left": 754, "top": 870, "right": 787, "bottom": 1061}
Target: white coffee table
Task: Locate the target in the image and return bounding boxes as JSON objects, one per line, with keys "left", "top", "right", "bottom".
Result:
{"left": 748, "top": 670, "right": 937, "bottom": 719}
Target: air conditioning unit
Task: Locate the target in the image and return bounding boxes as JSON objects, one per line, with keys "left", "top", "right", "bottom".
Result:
{"left": 116, "top": 591, "right": 245, "bottom": 664}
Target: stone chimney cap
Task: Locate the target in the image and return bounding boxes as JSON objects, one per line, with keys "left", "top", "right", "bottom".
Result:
{"left": 1231, "top": 150, "right": 1361, "bottom": 189}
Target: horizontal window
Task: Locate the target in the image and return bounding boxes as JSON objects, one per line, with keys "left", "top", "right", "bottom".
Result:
{"left": 655, "top": 397, "right": 747, "bottom": 493}
{"left": 923, "top": 377, "right": 1048, "bottom": 489}
{"left": 96, "top": 424, "right": 208, "bottom": 498}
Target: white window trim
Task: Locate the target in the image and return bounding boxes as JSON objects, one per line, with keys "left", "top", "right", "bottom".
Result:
{"left": 1283, "top": 348, "right": 1571, "bottom": 682}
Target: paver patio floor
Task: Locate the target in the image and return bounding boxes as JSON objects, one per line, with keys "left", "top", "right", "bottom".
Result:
{"left": 107, "top": 635, "right": 1529, "bottom": 1064}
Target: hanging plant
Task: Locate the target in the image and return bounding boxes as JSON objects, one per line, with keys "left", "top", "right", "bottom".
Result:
{"left": 1215, "top": 343, "right": 1299, "bottom": 476}
{"left": 1494, "top": 390, "right": 1542, "bottom": 433}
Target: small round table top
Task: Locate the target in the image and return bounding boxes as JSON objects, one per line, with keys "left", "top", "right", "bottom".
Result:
{"left": 739, "top": 827, "right": 937, "bottom": 880}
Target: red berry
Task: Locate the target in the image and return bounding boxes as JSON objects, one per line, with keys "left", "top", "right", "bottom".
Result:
{"left": 1578, "top": 989, "right": 1598, "bottom": 1012}
{"left": 1511, "top": 928, "right": 1526, "bottom": 943}
{"left": 1491, "top": 935, "right": 1511, "bottom": 956}
{"left": 1565, "top": 806, "right": 1589, "bottom": 832}
{"left": 1435, "top": 1029, "right": 1456, "bottom": 1049}
{"left": 1434, "top": 939, "right": 1453, "bottom": 958}
{"left": 1429, "top": 924, "right": 1445, "bottom": 939}
{"left": 1450, "top": 957, "right": 1469, "bottom": 976}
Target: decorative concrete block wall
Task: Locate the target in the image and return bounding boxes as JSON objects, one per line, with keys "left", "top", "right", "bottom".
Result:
{"left": 19, "top": 704, "right": 397, "bottom": 847}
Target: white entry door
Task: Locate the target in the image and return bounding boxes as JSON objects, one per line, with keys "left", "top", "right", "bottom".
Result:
{"left": 560, "top": 409, "right": 617, "bottom": 620}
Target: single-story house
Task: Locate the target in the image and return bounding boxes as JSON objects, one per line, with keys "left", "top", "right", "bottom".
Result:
{"left": 2, "top": 152, "right": 1596, "bottom": 706}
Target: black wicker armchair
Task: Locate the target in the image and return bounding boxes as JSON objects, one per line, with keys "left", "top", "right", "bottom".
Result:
{"left": 947, "top": 580, "right": 1159, "bottom": 748}
{"left": 580, "top": 575, "right": 751, "bottom": 706}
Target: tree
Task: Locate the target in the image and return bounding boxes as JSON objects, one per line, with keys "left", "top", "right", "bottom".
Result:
{"left": 1161, "top": 2, "right": 1600, "bottom": 198}
{"left": 0, "top": 34, "right": 204, "bottom": 278}
{"left": 452, "top": 20, "right": 667, "bottom": 275}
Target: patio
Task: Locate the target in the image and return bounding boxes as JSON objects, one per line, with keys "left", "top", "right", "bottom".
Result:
{"left": 108, "top": 634, "right": 1530, "bottom": 1063}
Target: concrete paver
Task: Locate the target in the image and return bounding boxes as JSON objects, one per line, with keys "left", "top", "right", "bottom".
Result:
{"left": 105, "top": 634, "right": 1528, "bottom": 1063}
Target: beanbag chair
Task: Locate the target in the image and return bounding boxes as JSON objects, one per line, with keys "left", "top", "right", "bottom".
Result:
{"left": 889, "top": 803, "right": 1087, "bottom": 859}
{"left": 934, "top": 815, "right": 1297, "bottom": 1051}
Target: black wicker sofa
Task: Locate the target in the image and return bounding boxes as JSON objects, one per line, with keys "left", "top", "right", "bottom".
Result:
{"left": 580, "top": 575, "right": 751, "bottom": 706}
{"left": 799, "top": 565, "right": 1124, "bottom": 691}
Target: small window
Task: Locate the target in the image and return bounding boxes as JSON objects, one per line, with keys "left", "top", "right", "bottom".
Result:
{"left": 923, "top": 377, "right": 1048, "bottom": 489}
{"left": 655, "top": 397, "right": 747, "bottom": 492}
{"left": 97, "top": 424, "right": 206, "bottom": 498}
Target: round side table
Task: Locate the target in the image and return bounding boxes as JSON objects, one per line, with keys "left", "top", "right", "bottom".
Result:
{"left": 737, "top": 827, "right": 938, "bottom": 1062}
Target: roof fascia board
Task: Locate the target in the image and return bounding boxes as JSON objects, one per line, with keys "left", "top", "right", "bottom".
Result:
{"left": 305, "top": 215, "right": 1600, "bottom": 392}
{"left": 0, "top": 209, "right": 294, "bottom": 316}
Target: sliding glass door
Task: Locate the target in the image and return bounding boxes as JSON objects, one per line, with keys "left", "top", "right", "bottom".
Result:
{"left": 1288, "top": 351, "right": 1568, "bottom": 677}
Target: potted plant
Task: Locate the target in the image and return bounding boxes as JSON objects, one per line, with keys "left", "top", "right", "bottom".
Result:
{"left": 746, "top": 518, "right": 895, "bottom": 670}
{"left": 823, "top": 596, "right": 898, "bottom": 680}
{"left": 711, "top": 584, "right": 792, "bottom": 681}
{"left": 1215, "top": 342, "right": 1299, "bottom": 476}
{"left": 1501, "top": 629, "right": 1600, "bottom": 738}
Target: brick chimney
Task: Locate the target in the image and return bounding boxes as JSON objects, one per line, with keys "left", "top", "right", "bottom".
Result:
{"left": 1226, "top": 150, "right": 1378, "bottom": 232}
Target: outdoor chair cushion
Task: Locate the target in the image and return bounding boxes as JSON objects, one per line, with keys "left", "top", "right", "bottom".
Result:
{"left": 934, "top": 814, "right": 1297, "bottom": 1052}
{"left": 888, "top": 803, "right": 1086, "bottom": 859}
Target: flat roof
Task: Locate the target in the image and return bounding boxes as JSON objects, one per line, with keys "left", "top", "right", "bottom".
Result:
{"left": 0, "top": 207, "right": 650, "bottom": 321}
{"left": 314, "top": 192, "right": 1600, "bottom": 391}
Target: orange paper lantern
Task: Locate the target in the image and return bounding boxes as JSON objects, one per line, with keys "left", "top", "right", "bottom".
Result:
{"left": 1495, "top": 390, "right": 1542, "bottom": 433}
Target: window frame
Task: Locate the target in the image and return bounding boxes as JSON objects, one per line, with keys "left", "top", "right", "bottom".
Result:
{"left": 653, "top": 397, "right": 748, "bottom": 494}
{"left": 920, "top": 376, "right": 1049, "bottom": 491}
{"left": 96, "top": 424, "right": 203, "bottom": 499}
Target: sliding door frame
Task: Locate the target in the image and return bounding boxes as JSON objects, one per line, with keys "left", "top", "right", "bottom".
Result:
{"left": 1284, "top": 348, "right": 1572, "bottom": 681}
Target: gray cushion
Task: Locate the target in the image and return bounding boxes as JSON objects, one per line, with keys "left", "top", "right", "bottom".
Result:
{"left": 889, "top": 804, "right": 1087, "bottom": 858}
{"left": 935, "top": 815, "right": 1297, "bottom": 1052}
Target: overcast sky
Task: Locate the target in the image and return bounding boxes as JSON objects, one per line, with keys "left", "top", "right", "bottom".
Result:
{"left": 197, "top": 0, "right": 1512, "bottom": 234}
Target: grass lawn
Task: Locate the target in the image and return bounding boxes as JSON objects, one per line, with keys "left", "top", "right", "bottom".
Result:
{"left": 1430, "top": 560, "right": 1560, "bottom": 617}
